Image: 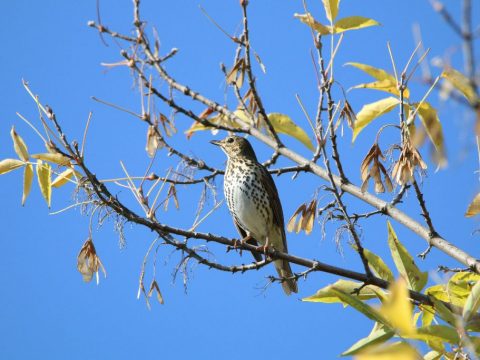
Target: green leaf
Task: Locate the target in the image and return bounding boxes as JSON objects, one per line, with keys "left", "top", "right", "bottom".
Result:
{"left": 10, "top": 126, "right": 29, "bottom": 162}
{"left": 267, "top": 113, "right": 314, "bottom": 151}
{"left": 322, "top": 0, "right": 340, "bottom": 23}
{"left": 333, "top": 16, "right": 380, "bottom": 34}
{"left": 0, "top": 159, "right": 25, "bottom": 175}
{"left": 387, "top": 221, "right": 428, "bottom": 292}
{"left": 441, "top": 68, "right": 479, "bottom": 105}
{"left": 428, "top": 297, "right": 456, "bottom": 327}
{"left": 36, "top": 160, "right": 52, "bottom": 208}
{"left": 363, "top": 248, "right": 394, "bottom": 282}
{"left": 353, "top": 97, "right": 399, "bottom": 141}
{"left": 22, "top": 163, "right": 34, "bottom": 206}
{"left": 414, "top": 102, "right": 446, "bottom": 167}
{"left": 408, "top": 325, "right": 460, "bottom": 345}
{"left": 327, "top": 287, "right": 388, "bottom": 324}
{"left": 342, "top": 326, "right": 394, "bottom": 356}
{"left": 303, "top": 279, "right": 380, "bottom": 305}
{"left": 421, "top": 305, "right": 435, "bottom": 327}
{"left": 294, "top": 13, "right": 331, "bottom": 35}
{"left": 463, "top": 278, "right": 480, "bottom": 322}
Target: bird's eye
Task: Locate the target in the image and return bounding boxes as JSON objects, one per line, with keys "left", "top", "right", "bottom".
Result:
{"left": 226, "top": 137, "right": 234, "bottom": 143}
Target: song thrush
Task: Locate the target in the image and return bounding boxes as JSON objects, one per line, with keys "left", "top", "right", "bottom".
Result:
{"left": 211, "top": 135, "right": 298, "bottom": 295}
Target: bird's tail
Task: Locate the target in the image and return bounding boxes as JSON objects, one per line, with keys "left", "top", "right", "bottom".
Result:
{"left": 274, "top": 259, "right": 298, "bottom": 295}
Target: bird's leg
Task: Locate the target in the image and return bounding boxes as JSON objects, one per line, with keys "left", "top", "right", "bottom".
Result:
{"left": 258, "top": 237, "right": 271, "bottom": 259}
{"left": 233, "top": 234, "right": 252, "bottom": 256}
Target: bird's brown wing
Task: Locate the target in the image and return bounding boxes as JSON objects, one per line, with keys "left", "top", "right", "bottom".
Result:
{"left": 233, "top": 218, "right": 263, "bottom": 262}
{"left": 258, "top": 164, "right": 288, "bottom": 252}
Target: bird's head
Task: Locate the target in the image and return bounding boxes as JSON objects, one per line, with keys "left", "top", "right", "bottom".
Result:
{"left": 210, "top": 135, "right": 258, "bottom": 160}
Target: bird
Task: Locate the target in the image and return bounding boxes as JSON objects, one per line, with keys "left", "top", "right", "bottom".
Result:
{"left": 210, "top": 135, "right": 298, "bottom": 295}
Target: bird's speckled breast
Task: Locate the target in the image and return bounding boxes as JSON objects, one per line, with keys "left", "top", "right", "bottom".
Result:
{"left": 224, "top": 158, "right": 272, "bottom": 242}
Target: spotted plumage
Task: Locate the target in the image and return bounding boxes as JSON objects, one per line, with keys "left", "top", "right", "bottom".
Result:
{"left": 211, "top": 135, "right": 298, "bottom": 295}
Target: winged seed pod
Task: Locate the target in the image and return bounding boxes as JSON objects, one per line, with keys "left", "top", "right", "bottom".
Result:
{"left": 392, "top": 139, "right": 427, "bottom": 185}
{"left": 77, "top": 238, "right": 106, "bottom": 283}
{"left": 287, "top": 199, "right": 317, "bottom": 234}
{"left": 360, "top": 143, "right": 393, "bottom": 193}
{"left": 145, "top": 125, "right": 163, "bottom": 157}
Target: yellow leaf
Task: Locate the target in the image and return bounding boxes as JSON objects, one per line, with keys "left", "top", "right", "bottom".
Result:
{"left": 333, "top": 16, "right": 380, "bottom": 34}
{"left": 10, "top": 126, "right": 29, "bottom": 162}
{"left": 441, "top": 68, "right": 479, "bottom": 105}
{"left": 185, "top": 109, "right": 252, "bottom": 138}
{"left": 51, "top": 168, "right": 82, "bottom": 188}
{"left": 0, "top": 159, "right": 25, "bottom": 175}
{"left": 347, "top": 62, "right": 395, "bottom": 82}
{"left": 322, "top": 0, "right": 339, "bottom": 22}
{"left": 36, "top": 160, "right": 52, "bottom": 208}
{"left": 354, "top": 341, "right": 419, "bottom": 360}
{"left": 267, "top": 113, "right": 314, "bottom": 150}
{"left": 31, "top": 153, "right": 70, "bottom": 166}
{"left": 415, "top": 102, "right": 446, "bottom": 167}
{"left": 466, "top": 192, "right": 480, "bottom": 217}
{"left": 353, "top": 97, "right": 399, "bottom": 141}
{"left": 378, "top": 278, "right": 415, "bottom": 336}
{"left": 22, "top": 163, "right": 33, "bottom": 206}
{"left": 346, "top": 63, "right": 408, "bottom": 97}
{"left": 294, "top": 13, "right": 331, "bottom": 35}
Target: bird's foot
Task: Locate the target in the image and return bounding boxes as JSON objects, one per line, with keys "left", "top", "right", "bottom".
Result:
{"left": 233, "top": 235, "right": 252, "bottom": 256}
{"left": 258, "top": 244, "right": 272, "bottom": 260}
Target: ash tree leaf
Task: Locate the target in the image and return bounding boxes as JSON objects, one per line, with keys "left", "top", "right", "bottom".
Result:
{"left": 353, "top": 97, "right": 399, "bottom": 141}
{"left": 327, "top": 287, "right": 388, "bottom": 324}
{"left": 414, "top": 102, "right": 446, "bottom": 167}
{"left": 427, "top": 297, "right": 456, "bottom": 328}
{"left": 332, "top": 16, "right": 380, "bottom": 34}
{"left": 0, "top": 159, "right": 25, "bottom": 174}
{"left": 341, "top": 325, "right": 394, "bottom": 356}
{"left": 354, "top": 341, "right": 419, "bottom": 360}
{"left": 462, "top": 278, "right": 480, "bottom": 322}
{"left": 322, "top": 0, "right": 340, "bottom": 23}
{"left": 10, "top": 126, "right": 29, "bottom": 162}
{"left": 302, "top": 279, "right": 380, "bottom": 305}
{"left": 363, "top": 248, "right": 394, "bottom": 282}
{"left": 294, "top": 13, "right": 331, "bottom": 35}
{"left": 51, "top": 168, "right": 81, "bottom": 188}
{"left": 22, "top": 163, "right": 34, "bottom": 206}
{"left": 466, "top": 192, "right": 480, "bottom": 217}
{"left": 267, "top": 113, "right": 314, "bottom": 151}
{"left": 441, "top": 68, "right": 479, "bottom": 105}
{"left": 387, "top": 221, "right": 428, "bottom": 292}
{"left": 407, "top": 325, "right": 460, "bottom": 345}
{"left": 378, "top": 278, "right": 415, "bottom": 336}
{"left": 346, "top": 62, "right": 408, "bottom": 98}
{"left": 36, "top": 160, "right": 52, "bottom": 208}
{"left": 0, "top": 159, "right": 25, "bottom": 175}
{"left": 31, "top": 153, "right": 70, "bottom": 166}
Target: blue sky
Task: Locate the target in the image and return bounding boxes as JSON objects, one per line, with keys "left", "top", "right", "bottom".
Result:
{"left": 1, "top": 1, "right": 479, "bottom": 359}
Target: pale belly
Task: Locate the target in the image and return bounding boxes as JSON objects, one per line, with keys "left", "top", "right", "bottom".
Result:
{"left": 226, "top": 181, "right": 271, "bottom": 243}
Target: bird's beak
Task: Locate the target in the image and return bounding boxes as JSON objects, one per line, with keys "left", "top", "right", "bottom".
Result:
{"left": 210, "top": 140, "right": 222, "bottom": 146}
